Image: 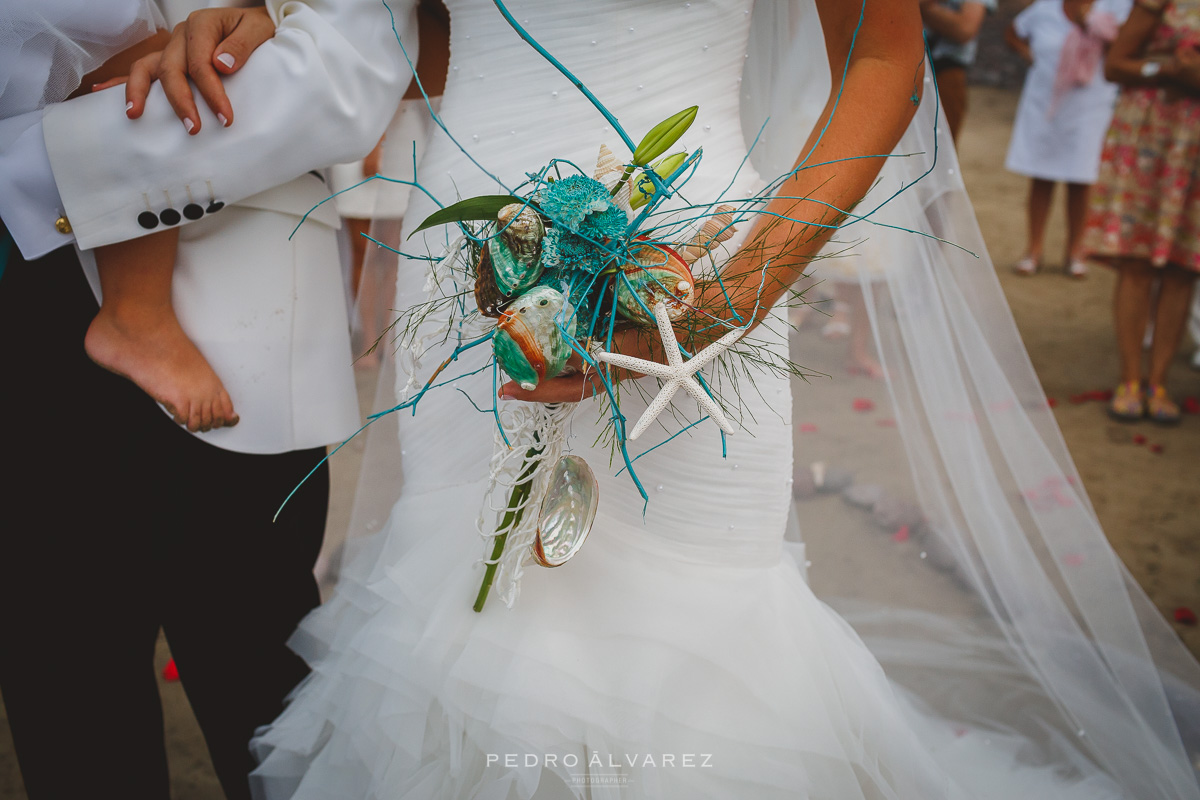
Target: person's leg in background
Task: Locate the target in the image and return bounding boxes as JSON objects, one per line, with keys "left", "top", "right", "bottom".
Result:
{"left": 1110, "top": 258, "right": 1155, "bottom": 420}
{"left": 1064, "top": 182, "right": 1091, "bottom": 277}
{"left": 1016, "top": 178, "right": 1054, "bottom": 275}
{"left": 932, "top": 61, "right": 968, "bottom": 144}
{"left": 1144, "top": 265, "right": 1197, "bottom": 423}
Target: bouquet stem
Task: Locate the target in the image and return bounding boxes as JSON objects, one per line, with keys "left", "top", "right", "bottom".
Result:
{"left": 473, "top": 445, "right": 543, "bottom": 612}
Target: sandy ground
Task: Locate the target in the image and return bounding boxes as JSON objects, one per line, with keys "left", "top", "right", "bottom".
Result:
{"left": 2, "top": 85, "right": 1199, "bottom": 799}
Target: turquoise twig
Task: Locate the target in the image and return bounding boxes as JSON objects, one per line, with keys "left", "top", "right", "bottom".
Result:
{"left": 490, "top": 0, "right": 638, "bottom": 156}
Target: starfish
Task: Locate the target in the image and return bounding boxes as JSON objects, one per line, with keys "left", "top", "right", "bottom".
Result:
{"left": 594, "top": 301, "right": 746, "bottom": 441}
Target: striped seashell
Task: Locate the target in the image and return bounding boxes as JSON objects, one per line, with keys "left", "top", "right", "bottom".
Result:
{"left": 494, "top": 286, "right": 577, "bottom": 391}
{"left": 681, "top": 205, "right": 736, "bottom": 263}
{"left": 491, "top": 203, "right": 545, "bottom": 295}
{"left": 593, "top": 144, "right": 632, "bottom": 211}
{"left": 593, "top": 143, "right": 622, "bottom": 188}
{"left": 615, "top": 243, "right": 695, "bottom": 325}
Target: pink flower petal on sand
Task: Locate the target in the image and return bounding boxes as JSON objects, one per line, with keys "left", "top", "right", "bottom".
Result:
{"left": 853, "top": 398, "right": 875, "bottom": 412}
{"left": 799, "top": 423, "right": 818, "bottom": 433}
{"left": 876, "top": 418, "right": 896, "bottom": 428}
{"left": 1062, "top": 553, "right": 1086, "bottom": 567}
{"left": 892, "top": 525, "right": 910, "bottom": 543}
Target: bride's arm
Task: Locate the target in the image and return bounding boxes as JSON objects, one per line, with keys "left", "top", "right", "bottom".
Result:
{"left": 708, "top": 0, "right": 926, "bottom": 330}
{"left": 503, "top": 0, "right": 925, "bottom": 404}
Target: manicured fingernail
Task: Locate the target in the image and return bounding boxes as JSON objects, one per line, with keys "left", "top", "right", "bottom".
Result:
{"left": 125, "top": 101, "right": 134, "bottom": 112}
{"left": 217, "top": 113, "right": 229, "bottom": 127}
{"left": 183, "top": 118, "right": 195, "bottom": 133}
{"left": 499, "top": 392, "right": 514, "bottom": 401}
{"left": 216, "top": 52, "right": 235, "bottom": 69}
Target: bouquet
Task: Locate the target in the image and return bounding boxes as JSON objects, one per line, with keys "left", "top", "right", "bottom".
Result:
{"left": 348, "top": 2, "right": 821, "bottom": 612}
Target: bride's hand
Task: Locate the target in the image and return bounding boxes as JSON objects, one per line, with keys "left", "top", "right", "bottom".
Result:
{"left": 93, "top": 7, "right": 276, "bottom": 133}
{"left": 498, "top": 327, "right": 655, "bottom": 404}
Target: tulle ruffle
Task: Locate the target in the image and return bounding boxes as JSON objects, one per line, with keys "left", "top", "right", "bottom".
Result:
{"left": 251, "top": 481, "right": 1125, "bottom": 800}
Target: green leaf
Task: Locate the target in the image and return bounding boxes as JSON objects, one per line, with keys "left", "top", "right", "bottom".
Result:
{"left": 629, "top": 152, "right": 688, "bottom": 210}
{"left": 632, "top": 106, "right": 698, "bottom": 166}
{"left": 409, "top": 195, "right": 526, "bottom": 238}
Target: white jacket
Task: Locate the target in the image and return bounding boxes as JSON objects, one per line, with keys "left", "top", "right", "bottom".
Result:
{"left": 0, "top": 0, "right": 414, "bottom": 453}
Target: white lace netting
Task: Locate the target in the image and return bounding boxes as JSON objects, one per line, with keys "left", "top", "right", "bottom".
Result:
{"left": 0, "top": 1, "right": 163, "bottom": 117}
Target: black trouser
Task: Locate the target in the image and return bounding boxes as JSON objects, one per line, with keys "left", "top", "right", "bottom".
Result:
{"left": 0, "top": 240, "right": 328, "bottom": 800}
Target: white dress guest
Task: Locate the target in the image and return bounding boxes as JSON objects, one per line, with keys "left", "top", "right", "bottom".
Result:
{"left": 1005, "top": 0, "right": 1132, "bottom": 185}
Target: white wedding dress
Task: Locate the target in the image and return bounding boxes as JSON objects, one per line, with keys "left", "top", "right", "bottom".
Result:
{"left": 250, "top": 2, "right": 1200, "bottom": 798}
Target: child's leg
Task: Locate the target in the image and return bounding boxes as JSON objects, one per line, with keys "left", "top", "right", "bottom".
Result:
{"left": 85, "top": 229, "right": 238, "bottom": 432}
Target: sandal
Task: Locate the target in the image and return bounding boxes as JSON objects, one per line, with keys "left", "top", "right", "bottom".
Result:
{"left": 1067, "top": 260, "right": 1089, "bottom": 279}
{"left": 1013, "top": 255, "right": 1039, "bottom": 276}
{"left": 1108, "top": 381, "right": 1144, "bottom": 422}
{"left": 1146, "top": 384, "right": 1181, "bottom": 425}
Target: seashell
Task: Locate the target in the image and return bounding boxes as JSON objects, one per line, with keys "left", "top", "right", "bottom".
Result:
{"left": 532, "top": 455, "right": 599, "bottom": 567}
{"left": 614, "top": 243, "right": 696, "bottom": 325}
{"left": 593, "top": 143, "right": 632, "bottom": 210}
{"left": 593, "top": 143, "right": 621, "bottom": 187}
{"left": 494, "top": 286, "right": 577, "bottom": 391}
{"left": 681, "top": 205, "right": 736, "bottom": 263}
{"left": 473, "top": 244, "right": 506, "bottom": 318}
{"left": 491, "top": 203, "right": 545, "bottom": 295}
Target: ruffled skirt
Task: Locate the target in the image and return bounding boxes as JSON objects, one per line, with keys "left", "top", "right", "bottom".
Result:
{"left": 250, "top": 481, "right": 1125, "bottom": 800}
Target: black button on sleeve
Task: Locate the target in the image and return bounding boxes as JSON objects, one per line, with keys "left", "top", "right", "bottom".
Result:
{"left": 183, "top": 203, "right": 204, "bottom": 220}
{"left": 159, "top": 208, "right": 181, "bottom": 226}
{"left": 206, "top": 201, "right": 225, "bottom": 214}
{"left": 137, "top": 211, "right": 159, "bottom": 230}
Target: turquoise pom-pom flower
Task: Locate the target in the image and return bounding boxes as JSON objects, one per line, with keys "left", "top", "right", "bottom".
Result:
{"left": 537, "top": 175, "right": 629, "bottom": 276}
{"left": 538, "top": 174, "right": 615, "bottom": 232}
{"left": 541, "top": 203, "right": 627, "bottom": 275}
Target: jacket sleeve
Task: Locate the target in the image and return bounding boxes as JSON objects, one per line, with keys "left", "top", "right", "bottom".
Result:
{"left": 39, "top": 0, "right": 416, "bottom": 251}
{"left": 0, "top": 109, "right": 71, "bottom": 259}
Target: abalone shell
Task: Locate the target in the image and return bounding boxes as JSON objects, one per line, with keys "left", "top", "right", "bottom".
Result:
{"left": 494, "top": 286, "right": 577, "bottom": 391}
{"left": 614, "top": 243, "right": 695, "bottom": 325}
{"left": 491, "top": 203, "right": 545, "bottom": 295}
{"left": 532, "top": 455, "right": 599, "bottom": 567}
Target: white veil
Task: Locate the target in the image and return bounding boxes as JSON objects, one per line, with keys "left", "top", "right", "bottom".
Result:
{"left": 328, "top": 1, "right": 1200, "bottom": 796}
{"left": 0, "top": 0, "right": 164, "bottom": 116}
{"left": 742, "top": 2, "right": 1200, "bottom": 798}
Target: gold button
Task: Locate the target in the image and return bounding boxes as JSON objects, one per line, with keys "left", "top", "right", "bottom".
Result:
{"left": 54, "top": 215, "right": 72, "bottom": 235}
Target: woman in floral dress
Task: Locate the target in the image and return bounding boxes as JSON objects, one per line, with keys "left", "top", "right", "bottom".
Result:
{"left": 1086, "top": 0, "right": 1200, "bottom": 423}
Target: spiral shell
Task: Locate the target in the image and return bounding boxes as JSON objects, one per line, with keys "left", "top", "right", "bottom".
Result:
{"left": 615, "top": 243, "right": 695, "bottom": 325}
{"left": 494, "top": 286, "right": 577, "bottom": 391}
{"left": 593, "top": 143, "right": 631, "bottom": 210}
{"left": 490, "top": 203, "right": 545, "bottom": 296}
{"left": 681, "top": 205, "right": 736, "bottom": 263}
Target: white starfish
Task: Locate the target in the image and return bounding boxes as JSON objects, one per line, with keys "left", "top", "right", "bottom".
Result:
{"left": 594, "top": 301, "right": 747, "bottom": 441}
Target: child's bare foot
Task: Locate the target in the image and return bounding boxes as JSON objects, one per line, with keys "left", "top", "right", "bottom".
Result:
{"left": 85, "top": 309, "right": 238, "bottom": 432}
